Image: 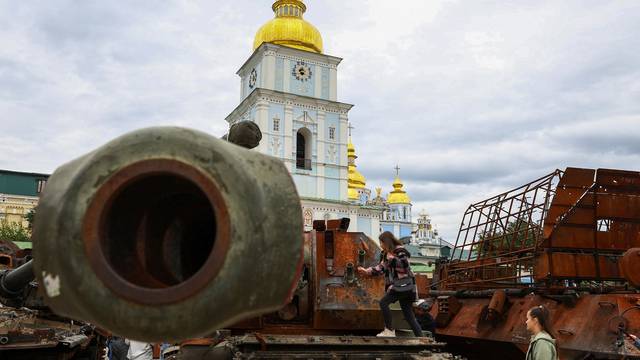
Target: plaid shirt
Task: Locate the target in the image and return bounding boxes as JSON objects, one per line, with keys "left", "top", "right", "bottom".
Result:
{"left": 369, "top": 246, "right": 412, "bottom": 290}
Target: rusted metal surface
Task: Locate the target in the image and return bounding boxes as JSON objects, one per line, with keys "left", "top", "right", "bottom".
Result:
{"left": 429, "top": 294, "right": 640, "bottom": 358}
{"left": 230, "top": 220, "right": 434, "bottom": 336}
{"left": 429, "top": 167, "right": 640, "bottom": 359}
{"left": 0, "top": 239, "right": 30, "bottom": 270}
{"left": 621, "top": 248, "right": 640, "bottom": 287}
{"left": 438, "top": 167, "right": 640, "bottom": 289}
{"left": 0, "top": 255, "right": 101, "bottom": 358}
{"left": 437, "top": 170, "right": 562, "bottom": 290}
{"left": 0, "top": 307, "right": 98, "bottom": 359}
{"left": 313, "top": 229, "right": 387, "bottom": 330}
{"left": 535, "top": 168, "right": 640, "bottom": 286}
{"left": 171, "top": 334, "right": 453, "bottom": 360}
{"left": 218, "top": 224, "right": 455, "bottom": 358}
{"left": 32, "top": 127, "right": 304, "bottom": 342}
{"left": 232, "top": 228, "right": 388, "bottom": 333}
{"left": 486, "top": 289, "right": 506, "bottom": 322}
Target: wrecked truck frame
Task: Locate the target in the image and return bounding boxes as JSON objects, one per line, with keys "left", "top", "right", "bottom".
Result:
{"left": 429, "top": 167, "right": 640, "bottom": 359}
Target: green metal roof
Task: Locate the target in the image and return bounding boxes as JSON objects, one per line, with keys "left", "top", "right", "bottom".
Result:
{"left": 0, "top": 170, "right": 49, "bottom": 197}
{"left": 12, "top": 241, "right": 32, "bottom": 250}
{"left": 411, "top": 263, "right": 434, "bottom": 273}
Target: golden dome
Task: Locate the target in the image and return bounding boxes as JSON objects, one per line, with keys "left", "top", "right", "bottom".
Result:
{"left": 387, "top": 176, "right": 411, "bottom": 204}
{"left": 254, "top": 0, "right": 324, "bottom": 54}
{"left": 348, "top": 188, "right": 359, "bottom": 201}
{"left": 350, "top": 170, "right": 367, "bottom": 189}
{"left": 347, "top": 139, "right": 366, "bottom": 200}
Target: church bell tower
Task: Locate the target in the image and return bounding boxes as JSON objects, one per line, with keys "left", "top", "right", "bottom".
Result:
{"left": 226, "top": 0, "right": 353, "bottom": 202}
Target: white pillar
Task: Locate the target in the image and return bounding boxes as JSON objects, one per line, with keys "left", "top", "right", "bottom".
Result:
{"left": 330, "top": 68, "right": 338, "bottom": 101}
{"left": 255, "top": 102, "right": 269, "bottom": 154}
{"left": 316, "top": 111, "right": 326, "bottom": 198}
{"left": 314, "top": 65, "right": 322, "bottom": 98}
{"left": 283, "top": 59, "right": 291, "bottom": 93}
{"left": 263, "top": 53, "right": 276, "bottom": 90}
{"left": 283, "top": 104, "right": 294, "bottom": 172}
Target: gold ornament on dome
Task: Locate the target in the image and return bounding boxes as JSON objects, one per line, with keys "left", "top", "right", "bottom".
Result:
{"left": 254, "top": 0, "right": 324, "bottom": 53}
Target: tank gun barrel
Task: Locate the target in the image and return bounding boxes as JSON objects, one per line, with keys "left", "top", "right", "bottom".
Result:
{"left": 32, "top": 127, "right": 304, "bottom": 342}
{"left": 0, "top": 260, "right": 34, "bottom": 299}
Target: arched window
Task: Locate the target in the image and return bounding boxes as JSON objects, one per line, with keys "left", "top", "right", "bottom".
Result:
{"left": 296, "top": 128, "right": 312, "bottom": 170}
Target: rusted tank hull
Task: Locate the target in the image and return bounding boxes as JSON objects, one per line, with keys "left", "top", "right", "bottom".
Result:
{"left": 431, "top": 167, "right": 640, "bottom": 359}
{"left": 430, "top": 293, "right": 640, "bottom": 358}
{"left": 231, "top": 229, "right": 388, "bottom": 333}
{"left": 164, "top": 335, "right": 451, "bottom": 360}
{"left": 0, "top": 307, "right": 103, "bottom": 360}
{"left": 232, "top": 226, "right": 431, "bottom": 334}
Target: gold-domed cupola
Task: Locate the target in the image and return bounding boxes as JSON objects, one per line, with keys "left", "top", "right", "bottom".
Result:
{"left": 387, "top": 168, "right": 411, "bottom": 205}
{"left": 347, "top": 139, "right": 367, "bottom": 201}
{"left": 254, "top": 0, "right": 324, "bottom": 54}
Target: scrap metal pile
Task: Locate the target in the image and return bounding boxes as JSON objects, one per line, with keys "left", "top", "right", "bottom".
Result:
{"left": 167, "top": 220, "right": 452, "bottom": 359}
{"left": 20, "top": 126, "right": 456, "bottom": 359}
{"left": 163, "top": 334, "right": 454, "bottom": 360}
{"left": 429, "top": 167, "right": 640, "bottom": 359}
{"left": 9, "top": 123, "right": 639, "bottom": 359}
{"left": 0, "top": 253, "right": 104, "bottom": 359}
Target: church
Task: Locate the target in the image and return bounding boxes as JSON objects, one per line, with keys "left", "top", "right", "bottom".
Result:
{"left": 225, "top": 0, "right": 432, "bottom": 243}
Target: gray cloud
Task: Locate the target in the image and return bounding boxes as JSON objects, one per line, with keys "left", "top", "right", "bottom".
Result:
{"left": 1, "top": 0, "right": 639, "bottom": 241}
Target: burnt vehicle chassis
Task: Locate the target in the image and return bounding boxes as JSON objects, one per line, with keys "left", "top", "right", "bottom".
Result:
{"left": 428, "top": 168, "right": 640, "bottom": 359}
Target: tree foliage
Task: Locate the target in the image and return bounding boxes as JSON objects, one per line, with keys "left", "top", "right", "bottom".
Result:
{"left": 0, "top": 220, "right": 31, "bottom": 243}
{"left": 25, "top": 208, "right": 36, "bottom": 230}
{"left": 475, "top": 219, "right": 541, "bottom": 257}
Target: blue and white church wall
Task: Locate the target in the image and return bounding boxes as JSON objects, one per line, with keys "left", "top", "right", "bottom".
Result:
{"left": 238, "top": 43, "right": 339, "bottom": 103}
{"left": 301, "top": 199, "right": 382, "bottom": 239}
{"left": 388, "top": 204, "right": 412, "bottom": 223}
{"left": 228, "top": 43, "right": 384, "bottom": 240}
{"left": 228, "top": 43, "right": 350, "bottom": 201}
{"left": 225, "top": 88, "right": 352, "bottom": 201}
{"left": 379, "top": 221, "right": 414, "bottom": 242}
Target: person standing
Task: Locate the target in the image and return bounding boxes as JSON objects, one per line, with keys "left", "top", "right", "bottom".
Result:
{"left": 357, "top": 231, "right": 423, "bottom": 337}
{"left": 525, "top": 305, "right": 558, "bottom": 360}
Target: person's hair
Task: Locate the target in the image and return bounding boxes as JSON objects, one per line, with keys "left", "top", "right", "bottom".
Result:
{"left": 379, "top": 231, "right": 402, "bottom": 252}
{"left": 528, "top": 305, "right": 555, "bottom": 339}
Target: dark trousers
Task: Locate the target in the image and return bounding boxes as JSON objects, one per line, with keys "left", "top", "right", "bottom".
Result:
{"left": 379, "top": 290, "right": 423, "bottom": 337}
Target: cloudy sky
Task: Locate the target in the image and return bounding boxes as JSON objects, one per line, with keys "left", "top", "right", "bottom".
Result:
{"left": 1, "top": 1, "right": 639, "bottom": 241}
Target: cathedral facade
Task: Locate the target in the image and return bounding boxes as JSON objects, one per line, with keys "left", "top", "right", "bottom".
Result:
{"left": 225, "top": 1, "right": 445, "bottom": 248}
{"left": 225, "top": 0, "right": 382, "bottom": 236}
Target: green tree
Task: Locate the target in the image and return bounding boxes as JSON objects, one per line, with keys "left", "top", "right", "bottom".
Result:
{"left": 24, "top": 208, "right": 36, "bottom": 231}
{"left": 0, "top": 220, "right": 31, "bottom": 243}
{"left": 475, "top": 219, "right": 540, "bottom": 257}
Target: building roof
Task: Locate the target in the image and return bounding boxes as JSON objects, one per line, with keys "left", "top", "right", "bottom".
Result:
{"left": 0, "top": 170, "right": 50, "bottom": 197}
{"left": 440, "top": 239, "right": 476, "bottom": 261}
{"left": 12, "top": 241, "right": 32, "bottom": 250}
{"left": 410, "top": 263, "right": 434, "bottom": 273}
{"left": 405, "top": 244, "right": 421, "bottom": 257}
